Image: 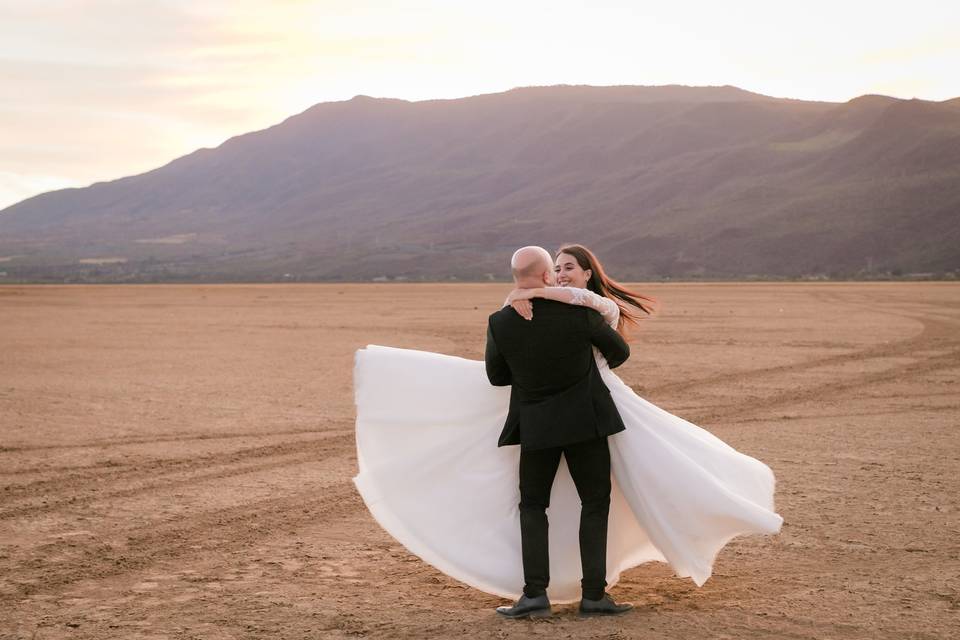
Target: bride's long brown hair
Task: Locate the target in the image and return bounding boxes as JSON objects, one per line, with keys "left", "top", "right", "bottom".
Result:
{"left": 556, "top": 244, "right": 658, "bottom": 336}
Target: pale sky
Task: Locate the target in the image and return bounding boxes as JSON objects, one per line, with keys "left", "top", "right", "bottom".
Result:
{"left": 1, "top": 0, "right": 958, "bottom": 211}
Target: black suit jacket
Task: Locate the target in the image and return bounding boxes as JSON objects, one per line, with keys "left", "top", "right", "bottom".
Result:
{"left": 485, "top": 299, "right": 630, "bottom": 451}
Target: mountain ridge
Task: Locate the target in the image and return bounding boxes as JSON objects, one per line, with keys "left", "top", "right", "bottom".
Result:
{"left": 1, "top": 84, "right": 958, "bottom": 282}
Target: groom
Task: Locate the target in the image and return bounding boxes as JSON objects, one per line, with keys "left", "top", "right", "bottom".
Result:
{"left": 484, "top": 246, "right": 633, "bottom": 618}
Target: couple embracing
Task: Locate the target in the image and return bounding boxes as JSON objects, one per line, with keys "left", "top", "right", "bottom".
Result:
{"left": 353, "top": 244, "right": 782, "bottom": 618}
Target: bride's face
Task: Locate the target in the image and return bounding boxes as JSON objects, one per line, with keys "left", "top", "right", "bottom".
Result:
{"left": 554, "top": 252, "right": 592, "bottom": 289}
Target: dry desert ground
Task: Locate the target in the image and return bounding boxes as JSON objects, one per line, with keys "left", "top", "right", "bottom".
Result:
{"left": 1, "top": 282, "right": 958, "bottom": 639}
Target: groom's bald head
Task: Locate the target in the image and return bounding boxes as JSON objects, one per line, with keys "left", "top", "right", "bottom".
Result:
{"left": 511, "top": 246, "right": 556, "bottom": 288}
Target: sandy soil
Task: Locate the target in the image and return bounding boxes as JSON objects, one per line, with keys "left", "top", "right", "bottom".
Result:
{"left": 1, "top": 282, "right": 958, "bottom": 639}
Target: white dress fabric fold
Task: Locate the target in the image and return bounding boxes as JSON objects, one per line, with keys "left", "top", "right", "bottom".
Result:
{"left": 353, "top": 344, "right": 782, "bottom": 604}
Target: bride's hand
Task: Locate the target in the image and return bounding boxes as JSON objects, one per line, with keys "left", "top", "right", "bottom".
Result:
{"left": 506, "top": 288, "right": 537, "bottom": 321}
{"left": 511, "top": 299, "right": 533, "bottom": 321}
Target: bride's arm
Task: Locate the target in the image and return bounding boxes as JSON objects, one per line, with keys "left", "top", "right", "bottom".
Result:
{"left": 507, "top": 287, "right": 620, "bottom": 327}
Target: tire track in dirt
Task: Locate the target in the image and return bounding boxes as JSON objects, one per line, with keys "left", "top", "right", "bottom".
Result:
{"left": 0, "top": 433, "right": 355, "bottom": 520}
{"left": 642, "top": 290, "right": 960, "bottom": 426}
{"left": 697, "top": 347, "right": 960, "bottom": 424}
{"left": 727, "top": 403, "right": 960, "bottom": 424}
{"left": 645, "top": 294, "right": 958, "bottom": 398}
{"left": 2, "top": 480, "right": 363, "bottom": 600}
{"left": 0, "top": 424, "right": 352, "bottom": 452}
{"left": 3, "top": 431, "right": 353, "bottom": 497}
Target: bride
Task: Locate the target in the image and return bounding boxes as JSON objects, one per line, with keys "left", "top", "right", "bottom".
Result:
{"left": 353, "top": 244, "right": 783, "bottom": 604}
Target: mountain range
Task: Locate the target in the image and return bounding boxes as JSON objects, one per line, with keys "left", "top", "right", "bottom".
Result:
{"left": 1, "top": 84, "right": 958, "bottom": 282}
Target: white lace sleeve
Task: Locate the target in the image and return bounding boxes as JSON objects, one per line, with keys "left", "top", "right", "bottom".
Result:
{"left": 550, "top": 287, "right": 620, "bottom": 328}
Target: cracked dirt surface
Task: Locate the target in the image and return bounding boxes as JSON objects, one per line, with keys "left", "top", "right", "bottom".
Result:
{"left": 1, "top": 282, "right": 958, "bottom": 639}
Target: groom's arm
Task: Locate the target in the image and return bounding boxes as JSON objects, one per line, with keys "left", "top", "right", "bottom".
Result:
{"left": 587, "top": 309, "right": 630, "bottom": 369}
{"left": 485, "top": 317, "right": 512, "bottom": 386}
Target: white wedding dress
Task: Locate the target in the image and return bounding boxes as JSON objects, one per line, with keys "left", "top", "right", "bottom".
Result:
{"left": 353, "top": 288, "right": 783, "bottom": 603}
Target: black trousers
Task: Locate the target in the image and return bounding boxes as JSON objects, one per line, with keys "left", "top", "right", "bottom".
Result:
{"left": 518, "top": 436, "right": 611, "bottom": 601}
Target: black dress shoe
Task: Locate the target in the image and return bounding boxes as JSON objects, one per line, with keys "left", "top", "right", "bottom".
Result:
{"left": 496, "top": 594, "right": 552, "bottom": 619}
{"left": 578, "top": 593, "right": 633, "bottom": 616}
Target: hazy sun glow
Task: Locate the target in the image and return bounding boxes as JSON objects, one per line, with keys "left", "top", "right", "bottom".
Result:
{"left": 1, "top": 0, "right": 958, "bottom": 210}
